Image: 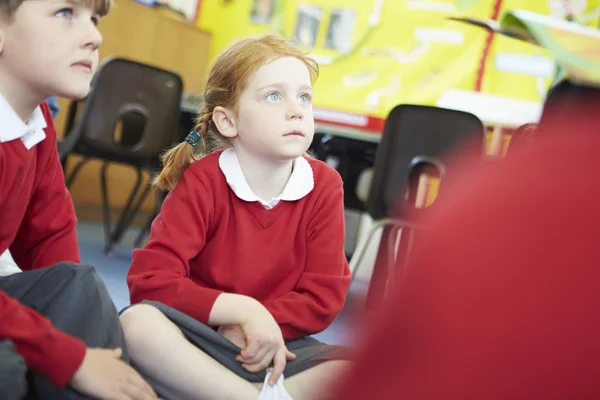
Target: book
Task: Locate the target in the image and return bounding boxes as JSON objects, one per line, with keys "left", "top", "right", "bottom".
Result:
{"left": 449, "top": 9, "right": 600, "bottom": 88}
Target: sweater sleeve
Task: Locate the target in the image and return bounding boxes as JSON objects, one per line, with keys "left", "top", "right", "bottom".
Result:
{"left": 9, "top": 103, "right": 80, "bottom": 270}
{"left": 263, "top": 181, "right": 352, "bottom": 339}
{"left": 0, "top": 290, "right": 87, "bottom": 388}
{"left": 128, "top": 170, "right": 223, "bottom": 324}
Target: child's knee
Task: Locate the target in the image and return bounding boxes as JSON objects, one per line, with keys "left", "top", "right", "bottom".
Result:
{"left": 120, "top": 304, "right": 170, "bottom": 343}
{"left": 328, "top": 360, "right": 353, "bottom": 377}
{"left": 48, "top": 263, "right": 103, "bottom": 292}
{"left": 121, "top": 303, "right": 162, "bottom": 327}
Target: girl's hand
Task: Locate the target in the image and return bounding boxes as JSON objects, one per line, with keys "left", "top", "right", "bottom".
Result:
{"left": 217, "top": 325, "right": 247, "bottom": 349}
{"left": 237, "top": 305, "right": 296, "bottom": 385}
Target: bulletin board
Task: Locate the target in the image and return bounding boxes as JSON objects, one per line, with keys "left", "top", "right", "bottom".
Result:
{"left": 195, "top": 0, "right": 600, "bottom": 129}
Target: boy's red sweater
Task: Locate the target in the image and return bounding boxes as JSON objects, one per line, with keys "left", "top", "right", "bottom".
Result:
{"left": 0, "top": 103, "right": 84, "bottom": 388}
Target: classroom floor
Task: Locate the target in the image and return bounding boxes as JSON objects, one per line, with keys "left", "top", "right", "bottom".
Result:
{"left": 77, "top": 221, "right": 362, "bottom": 346}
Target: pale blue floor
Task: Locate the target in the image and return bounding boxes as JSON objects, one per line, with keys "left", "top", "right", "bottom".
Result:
{"left": 77, "top": 221, "right": 362, "bottom": 346}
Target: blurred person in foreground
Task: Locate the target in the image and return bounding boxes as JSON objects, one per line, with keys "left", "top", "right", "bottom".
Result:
{"left": 333, "top": 94, "right": 600, "bottom": 399}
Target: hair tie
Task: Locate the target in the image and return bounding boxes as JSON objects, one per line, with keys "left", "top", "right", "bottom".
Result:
{"left": 185, "top": 130, "right": 201, "bottom": 147}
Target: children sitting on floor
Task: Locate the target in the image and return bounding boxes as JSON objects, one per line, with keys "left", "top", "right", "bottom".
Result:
{"left": 119, "top": 34, "right": 353, "bottom": 400}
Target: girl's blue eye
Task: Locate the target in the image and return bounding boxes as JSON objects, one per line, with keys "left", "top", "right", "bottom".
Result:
{"left": 299, "top": 93, "right": 312, "bottom": 103}
{"left": 266, "top": 92, "right": 281, "bottom": 102}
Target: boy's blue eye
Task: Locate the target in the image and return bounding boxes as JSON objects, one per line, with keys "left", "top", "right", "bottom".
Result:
{"left": 56, "top": 8, "right": 73, "bottom": 18}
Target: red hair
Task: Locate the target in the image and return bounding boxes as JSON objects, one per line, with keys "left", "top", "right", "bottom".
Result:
{"left": 154, "top": 34, "right": 319, "bottom": 190}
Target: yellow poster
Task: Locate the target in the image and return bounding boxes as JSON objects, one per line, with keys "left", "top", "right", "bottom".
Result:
{"left": 196, "top": 0, "right": 600, "bottom": 128}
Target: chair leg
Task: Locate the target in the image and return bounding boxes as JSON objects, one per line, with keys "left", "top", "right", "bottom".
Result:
{"left": 110, "top": 168, "right": 147, "bottom": 245}
{"left": 348, "top": 223, "right": 380, "bottom": 278}
{"left": 60, "top": 154, "right": 68, "bottom": 173}
{"left": 365, "top": 224, "right": 414, "bottom": 309}
{"left": 364, "top": 225, "right": 394, "bottom": 310}
{"left": 134, "top": 189, "right": 164, "bottom": 248}
{"left": 99, "top": 161, "right": 114, "bottom": 256}
{"left": 65, "top": 157, "right": 89, "bottom": 188}
{"left": 348, "top": 218, "right": 423, "bottom": 309}
{"left": 101, "top": 165, "right": 146, "bottom": 255}
{"left": 349, "top": 218, "right": 420, "bottom": 278}
{"left": 385, "top": 225, "right": 404, "bottom": 293}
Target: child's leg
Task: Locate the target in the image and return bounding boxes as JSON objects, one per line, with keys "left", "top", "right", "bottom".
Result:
{"left": 250, "top": 361, "right": 352, "bottom": 399}
{"left": 0, "top": 262, "right": 126, "bottom": 399}
{"left": 284, "top": 361, "right": 353, "bottom": 400}
{"left": 120, "top": 304, "right": 261, "bottom": 400}
{"left": 0, "top": 340, "right": 28, "bottom": 400}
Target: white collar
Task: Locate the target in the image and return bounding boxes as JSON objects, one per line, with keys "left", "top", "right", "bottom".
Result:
{"left": 0, "top": 94, "right": 47, "bottom": 150}
{"left": 218, "top": 148, "right": 314, "bottom": 209}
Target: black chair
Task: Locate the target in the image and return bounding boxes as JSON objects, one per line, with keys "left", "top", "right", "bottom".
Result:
{"left": 349, "top": 104, "right": 485, "bottom": 309}
{"left": 126, "top": 99, "right": 196, "bottom": 249}
{"left": 537, "top": 79, "right": 600, "bottom": 134}
{"left": 313, "top": 134, "right": 378, "bottom": 212}
{"left": 59, "top": 57, "right": 183, "bottom": 255}
{"left": 309, "top": 133, "right": 379, "bottom": 258}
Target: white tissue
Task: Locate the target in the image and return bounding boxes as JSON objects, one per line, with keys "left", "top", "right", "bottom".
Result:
{"left": 257, "top": 369, "right": 294, "bottom": 400}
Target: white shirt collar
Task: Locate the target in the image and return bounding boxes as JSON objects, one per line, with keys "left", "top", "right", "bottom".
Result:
{"left": 218, "top": 148, "right": 314, "bottom": 209}
{"left": 0, "top": 94, "right": 47, "bottom": 150}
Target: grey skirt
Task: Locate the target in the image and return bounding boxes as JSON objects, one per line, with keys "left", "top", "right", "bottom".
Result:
{"left": 132, "top": 300, "right": 353, "bottom": 382}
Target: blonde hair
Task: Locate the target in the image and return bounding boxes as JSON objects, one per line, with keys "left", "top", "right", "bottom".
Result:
{"left": 154, "top": 34, "right": 319, "bottom": 191}
{"left": 0, "top": 0, "right": 112, "bottom": 19}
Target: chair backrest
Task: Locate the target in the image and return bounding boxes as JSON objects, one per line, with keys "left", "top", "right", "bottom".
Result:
{"left": 538, "top": 79, "right": 600, "bottom": 134}
{"left": 73, "top": 57, "right": 183, "bottom": 164}
{"left": 366, "top": 104, "right": 485, "bottom": 221}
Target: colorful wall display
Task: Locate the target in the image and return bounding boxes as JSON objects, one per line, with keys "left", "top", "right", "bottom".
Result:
{"left": 195, "top": 0, "right": 600, "bottom": 129}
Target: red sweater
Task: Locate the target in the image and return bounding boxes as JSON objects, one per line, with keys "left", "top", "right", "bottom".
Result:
{"left": 128, "top": 151, "right": 351, "bottom": 339}
{"left": 335, "top": 131, "right": 600, "bottom": 399}
{"left": 0, "top": 103, "right": 84, "bottom": 388}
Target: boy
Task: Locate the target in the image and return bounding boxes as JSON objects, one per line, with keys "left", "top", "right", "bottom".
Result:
{"left": 0, "top": 0, "right": 156, "bottom": 399}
